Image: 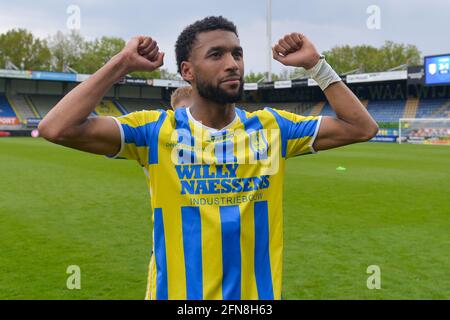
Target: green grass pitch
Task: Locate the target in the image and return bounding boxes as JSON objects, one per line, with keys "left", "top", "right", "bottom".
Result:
{"left": 0, "top": 137, "right": 449, "bottom": 299}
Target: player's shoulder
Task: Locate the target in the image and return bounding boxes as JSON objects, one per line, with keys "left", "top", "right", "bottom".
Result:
{"left": 236, "top": 106, "right": 304, "bottom": 122}
{"left": 236, "top": 106, "right": 319, "bottom": 135}
{"left": 117, "top": 108, "right": 171, "bottom": 125}
{"left": 262, "top": 107, "right": 317, "bottom": 122}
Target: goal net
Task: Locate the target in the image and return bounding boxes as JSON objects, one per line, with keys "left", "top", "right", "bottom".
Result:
{"left": 399, "top": 118, "right": 450, "bottom": 145}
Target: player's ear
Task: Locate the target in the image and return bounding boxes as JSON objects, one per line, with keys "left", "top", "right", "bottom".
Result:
{"left": 181, "top": 61, "right": 194, "bottom": 82}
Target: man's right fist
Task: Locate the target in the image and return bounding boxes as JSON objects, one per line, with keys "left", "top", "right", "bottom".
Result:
{"left": 120, "top": 36, "right": 164, "bottom": 73}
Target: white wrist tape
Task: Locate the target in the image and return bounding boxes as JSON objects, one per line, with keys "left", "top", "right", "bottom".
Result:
{"left": 304, "top": 58, "right": 341, "bottom": 91}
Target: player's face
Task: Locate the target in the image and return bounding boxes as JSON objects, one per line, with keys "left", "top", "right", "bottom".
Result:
{"left": 188, "top": 30, "right": 244, "bottom": 104}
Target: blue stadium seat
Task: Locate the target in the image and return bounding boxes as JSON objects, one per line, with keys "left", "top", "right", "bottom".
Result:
{"left": 0, "top": 95, "right": 17, "bottom": 117}
{"left": 320, "top": 99, "right": 406, "bottom": 122}
{"left": 416, "top": 98, "right": 449, "bottom": 118}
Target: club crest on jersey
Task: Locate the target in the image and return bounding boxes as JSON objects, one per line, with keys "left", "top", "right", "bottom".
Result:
{"left": 248, "top": 129, "right": 269, "bottom": 160}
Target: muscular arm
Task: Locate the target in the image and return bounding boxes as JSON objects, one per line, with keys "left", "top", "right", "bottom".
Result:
{"left": 273, "top": 32, "right": 379, "bottom": 151}
{"left": 38, "top": 36, "right": 164, "bottom": 155}
{"left": 313, "top": 81, "right": 379, "bottom": 151}
{"left": 38, "top": 55, "right": 126, "bottom": 155}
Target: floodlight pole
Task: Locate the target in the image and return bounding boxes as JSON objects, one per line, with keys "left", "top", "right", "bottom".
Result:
{"left": 266, "top": 0, "right": 272, "bottom": 82}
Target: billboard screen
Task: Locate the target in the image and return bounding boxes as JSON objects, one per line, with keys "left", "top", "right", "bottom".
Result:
{"left": 424, "top": 54, "right": 450, "bottom": 86}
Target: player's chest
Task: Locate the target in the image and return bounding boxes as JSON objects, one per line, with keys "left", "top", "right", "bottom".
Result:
{"left": 159, "top": 126, "right": 280, "bottom": 166}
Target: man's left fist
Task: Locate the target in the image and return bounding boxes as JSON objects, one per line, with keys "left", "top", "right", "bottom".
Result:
{"left": 272, "top": 33, "right": 320, "bottom": 70}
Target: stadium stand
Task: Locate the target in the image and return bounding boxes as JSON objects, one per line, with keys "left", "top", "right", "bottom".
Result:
{"left": 319, "top": 101, "right": 337, "bottom": 117}
{"left": 4, "top": 92, "right": 450, "bottom": 129}
{"left": 403, "top": 98, "right": 419, "bottom": 118}
{"left": 29, "top": 95, "right": 125, "bottom": 118}
{"left": 364, "top": 100, "right": 407, "bottom": 122}
{"left": 0, "top": 95, "right": 17, "bottom": 118}
{"left": 117, "top": 98, "right": 167, "bottom": 113}
{"left": 2, "top": 59, "right": 450, "bottom": 135}
{"left": 28, "top": 95, "right": 61, "bottom": 118}
{"left": 309, "top": 101, "right": 325, "bottom": 116}
{"left": 27, "top": 95, "right": 168, "bottom": 118}
{"left": 94, "top": 100, "right": 124, "bottom": 117}
{"left": 0, "top": 95, "right": 21, "bottom": 129}
{"left": 416, "top": 98, "right": 450, "bottom": 118}
{"left": 112, "top": 100, "right": 129, "bottom": 115}
{"left": 16, "top": 94, "right": 450, "bottom": 123}
{"left": 314, "top": 98, "right": 448, "bottom": 121}
{"left": 30, "top": 96, "right": 450, "bottom": 122}
{"left": 7, "top": 94, "right": 39, "bottom": 123}
{"left": 318, "top": 99, "right": 369, "bottom": 116}
{"left": 318, "top": 99, "right": 404, "bottom": 121}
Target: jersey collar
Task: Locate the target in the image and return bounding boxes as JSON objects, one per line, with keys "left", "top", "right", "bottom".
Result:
{"left": 186, "top": 106, "right": 239, "bottom": 133}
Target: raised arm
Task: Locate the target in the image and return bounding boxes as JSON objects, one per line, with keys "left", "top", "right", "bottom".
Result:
{"left": 272, "top": 33, "right": 379, "bottom": 151}
{"left": 38, "top": 36, "right": 164, "bottom": 155}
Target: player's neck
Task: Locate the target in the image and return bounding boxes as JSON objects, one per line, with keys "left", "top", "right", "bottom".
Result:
{"left": 189, "top": 93, "right": 236, "bottom": 131}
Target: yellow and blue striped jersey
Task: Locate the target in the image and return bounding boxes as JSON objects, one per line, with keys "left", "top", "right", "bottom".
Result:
{"left": 110, "top": 106, "right": 322, "bottom": 300}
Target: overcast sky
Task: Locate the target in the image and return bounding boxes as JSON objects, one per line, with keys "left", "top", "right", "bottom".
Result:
{"left": 0, "top": 0, "right": 449, "bottom": 75}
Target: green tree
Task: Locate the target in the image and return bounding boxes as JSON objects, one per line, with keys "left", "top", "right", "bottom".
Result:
{"left": 48, "top": 33, "right": 163, "bottom": 78}
{"left": 0, "top": 28, "right": 52, "bottom": 70}
{"left": 48, "top": 30, "right": 85, "bottom": 72}
{"left": 76, "top": 36, "right": 125, "bottom": 74}
{"left": 244, "top": 71, "right": 280, "bottom": 82}
{"left": 322, "top": 41, "right": 421, "bottom": 74}
{"left": 379, "top": 41, "right": 421, "bottom": 70}
{"left": 159, "top": 69, "right": 180, "bottom": 80}
{"left": 129, "top": 69, "right": 162, "bottom": 79}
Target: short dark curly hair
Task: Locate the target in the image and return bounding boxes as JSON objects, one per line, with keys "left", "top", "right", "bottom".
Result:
{"left": 175, "top": 16, "right": 238, "bottom": 75}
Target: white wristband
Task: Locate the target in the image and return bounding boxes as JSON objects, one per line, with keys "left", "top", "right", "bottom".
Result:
{"left": 303, "top": 57, "right": 341, "bottom": 91}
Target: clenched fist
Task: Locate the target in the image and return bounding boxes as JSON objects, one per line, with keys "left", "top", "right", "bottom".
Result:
{"left": 120, "top": 36, "right": 164, "bottom": 73}
{"left": 272, "top": 33, "right": 320, "bottom": 70}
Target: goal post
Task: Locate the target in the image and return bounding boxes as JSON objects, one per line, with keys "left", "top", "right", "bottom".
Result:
{"left": 399, "top": 118, "right": 450, "bottom": 145}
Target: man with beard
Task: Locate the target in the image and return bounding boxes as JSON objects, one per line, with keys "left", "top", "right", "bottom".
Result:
{"left": 39, "top": 16, "right": 378, "bottom": 300}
